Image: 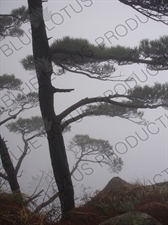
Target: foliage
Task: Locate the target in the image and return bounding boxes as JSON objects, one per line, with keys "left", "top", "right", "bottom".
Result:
{"left": 0, "top": 74, "right": 39, "bottom": 125}
{"left": 0, "top": 6, "right": 29, "bottom": 40}
{"left": 139, "top": 36, "right": 168, "bottom": 70}
{"left": 0, "top": 192, "right": 49, "bottom": 225}
{"left": 51, "top": 36, "right": 138, "bottom": 58}
{"left": 0, "top": 74, "right": 39, "bottom": 194}
{"left": 51, "top": 36, "right": 139, "bottom": 79}
{"left": 128, "top": 82, "right": 168, "bottom": 109}
{"left": 6, "top": 116, "right": 45, "bottom": 135}
{"left": 85, "top": 102, "right": 144, "bottom": 123}
{"left": 6, "top": 116, "right": 71, "bottom": 137}
{"left": 1, "top": 0, "right": 168, "bottom": 217}
{"left": 20, "top": 55, "right": 35, "bottom": 71}
{"left": 139, "top": 36, "right": 168, "bottom": 58}
{"left": 21, "top": 35, "right": 168, "bottom": 81}
{"left": 0, "top": 74, "right": 22, "bottom": 90}
{"left": 68, "top": 134, "right": 123, "bottom": 174}
{"left": 1, "top": 178, "right": 168, "bottom": 225}
{"left": 51, "top": 35, "right": 168, "bottom": 71}
{"left": 119, "top": 0, "right": 168, "bottom": 25}
{"left": 6, "top": 92, "right": 39, "bottom": 113}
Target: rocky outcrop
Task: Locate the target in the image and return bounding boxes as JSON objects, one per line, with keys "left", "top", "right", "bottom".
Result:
{"left": 102, "top": 177, "right": 130, "bottom": 192}
{"left": 89, "top": 177, "right": 131, "bottom": 204}
{"left": 54, "top": 176, "right": 168, "bottom": 225}
{"left": 99, "top": 211, "right": 162, "bottom": 225}
{"left": 138, "top": 202, "right": 168, "bottom": 225}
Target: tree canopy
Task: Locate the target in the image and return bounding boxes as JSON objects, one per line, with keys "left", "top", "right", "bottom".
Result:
{"left": 119, "top": 0, "right": 168, "bottom": 24}
{"left": 68, "top": 134, "right": 123, "bottom": 174}
{"left": 0, "top": 74, "right": 22, "bottom": 90}
{"left": 20, "top": 35, "right": 168, "bottom": 83}
{"left": 0, "top": 6, "right": 29, "bottom": 40}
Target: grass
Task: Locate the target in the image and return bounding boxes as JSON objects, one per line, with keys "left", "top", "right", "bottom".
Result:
{"left": 0, "top": 179, "right": 168, "bottom": 225}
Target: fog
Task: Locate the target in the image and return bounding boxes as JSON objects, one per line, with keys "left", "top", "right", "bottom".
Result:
{"left": 0, "top": 0, "right": 168, "bottom": 204}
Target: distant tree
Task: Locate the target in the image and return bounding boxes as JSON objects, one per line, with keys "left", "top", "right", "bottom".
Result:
{"left": 31, "top": 134, "right": 123, "bottom": 216}
{"left": 5, "top": 116, "right": 70, "bottom": 179}
{"left": 0, "top": 74, "right": 38, "bottom": 193}
{"left": 5, "top": 117, "right": 46, "bottom": 176}
{"left": 4, "top": 116, "right": 122, "bottom": 218}
{"left": 68, "top": 134, "right": 123, "bottom": 175}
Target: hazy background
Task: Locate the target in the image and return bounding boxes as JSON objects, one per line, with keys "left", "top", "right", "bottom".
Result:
{"left": 0, "top": 0, "right": 168, "bottom": 203}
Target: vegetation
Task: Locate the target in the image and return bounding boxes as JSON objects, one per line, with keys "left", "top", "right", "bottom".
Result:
{"left": 0, "top": 0, "right": 168, "bottom": 221}
{"left": 0, "top": 179, "right": 168, "bottom": 225}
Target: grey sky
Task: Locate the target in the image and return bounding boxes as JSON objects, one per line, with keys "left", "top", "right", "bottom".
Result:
{"left": 0, "top": 0, "right": 168, "bottom": 201}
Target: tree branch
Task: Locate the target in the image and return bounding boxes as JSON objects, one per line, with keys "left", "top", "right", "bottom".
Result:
{"left": 61, "top": 109, "right": 146, "bottom": 129}
{"left": 0, "top": 115, "right": 17, "bottom": 126}
{"left": 70, "top": 153, "right": 84, "bottom": 176}
{"left": 15, "top": 131, "right": 46, "bottom": 175}
{"left": 52, "top": 86, "right": 74, "bottom": 93}
{"left": 0, "top": 172, "right": 8, "bottom": 180}
{"left": 25, "top": 190, "right": 44, "bottom": 205}
{"left": 52, "top": 49, "right": 161, "bottom": 66}
{"left": 118, "top": 0, "right": 168, "bottom": 25}
{"left": 15, "top": 140, "right": 29, "bottom": 175}
{"left": 57, "top": 63, "right": 120, "bottom": 81}
{"left": 34, "top": 192, "right": 59, "bottom": 213}
{"left": 59, "top": 94, "right": 167, "bottom": 121}
{"left": 0, "top": 14, "right": 24, "bottom": 20}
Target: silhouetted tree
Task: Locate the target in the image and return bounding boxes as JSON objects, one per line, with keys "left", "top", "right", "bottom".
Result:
{"left": 1, "top": 1, "right": 168, "bottom": 216}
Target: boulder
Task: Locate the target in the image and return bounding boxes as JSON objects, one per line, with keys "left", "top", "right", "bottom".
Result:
{"left": 99, "top": 211, "right": 162, "bottom": 225}
{"left": 138, "top": 202, "right": 168, "bottom": 225}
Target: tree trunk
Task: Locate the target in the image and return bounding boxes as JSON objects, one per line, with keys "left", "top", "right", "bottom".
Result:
{"left": 0, "top": 135, "right": 20, "bottom": 193}
{"left": 27, "top": 0, "right": 75, "bottom": 215}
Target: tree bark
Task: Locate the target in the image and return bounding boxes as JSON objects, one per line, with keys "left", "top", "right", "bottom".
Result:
{"left": 27, "top": 0, "right": 74, "bottom": 215}
{"left": 0, "top": 135, "right": 20, "bottom": 193}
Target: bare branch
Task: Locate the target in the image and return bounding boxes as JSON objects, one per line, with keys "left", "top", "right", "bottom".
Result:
{"left": 34, "top": 192, "right": 59, "bottom": 213}
{"left": 52, "top": 86, "right": 74, "bottom": 93}
{"left": 15, "top": 132, "right": 45, "bottom": 175}
{"left": 0, "top": 108, "right": 23, "bottom": 126}
{"left": 0, "top": 172, "right": 8, "bottom": 180}
{"left": 26, "top": 131, "right": 46, "bottom": 141}
{"left": 25, "top": 190, "right": 44, "bottom": 205}
{"left": 0, "top": 115, "right": 17, "bottom": 126}
{"left": 15, "top": 140, "right": 29, "bottom": 175}
{"left": 70, "top": 154, "right": 84, "bottom": 176}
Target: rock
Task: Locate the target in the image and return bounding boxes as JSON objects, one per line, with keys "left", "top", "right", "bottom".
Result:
{"left": 138, "top": 202, "right": 168, "bottom": 225}
{"left": 103, "top": 177, "right": 129, "bottom": 190}
{"left": 90, "top": 177, "right": 130, "bottom": 205}
{"left": 99, "top": 211, "right": 162, "bottom": 225}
